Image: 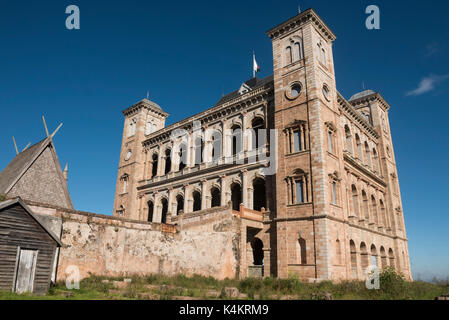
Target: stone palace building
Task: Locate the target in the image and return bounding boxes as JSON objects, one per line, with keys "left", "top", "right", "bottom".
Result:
{"left": 113, "top": 8, "right": 412, "bottom": 281}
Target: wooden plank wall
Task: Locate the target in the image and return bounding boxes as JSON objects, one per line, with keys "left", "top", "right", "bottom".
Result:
{"left": 0, "top": 204, "right": 57, "bottom": 294}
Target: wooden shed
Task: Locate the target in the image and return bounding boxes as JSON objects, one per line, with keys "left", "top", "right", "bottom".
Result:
{"left": 0, "top": 198, "right": 62, "bottom": 295}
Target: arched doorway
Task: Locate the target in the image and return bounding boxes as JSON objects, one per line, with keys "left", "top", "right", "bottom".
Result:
{"left": 193, "top": 191, "right": 201, "bottom": 212}
{"left": 151, "top": 154, "right": 158, "bottom": 178}
{"left": 176, "top": 194, "right": 184, "bottom": 215}
{"left": 231, "top": 125, "right": 242, "bottom": 156}
{"left": 211, "top": 187, "right": 221, "bottom": 208}
{"left": 161, "top": 198, "right": 168, "bottom": 224}
{"left": 251, "top": 117, "right": 265, "bottom": 150}
{"left": 164, "top": 149, "right": 171, "bottom": 175}
{"left": 147, "top": 201, "right": 154, "bottom": 222}
{"left": 253, "top": 178, "right": 266, "bottom": 211}
{"left": 231, "top": 183, "right": 242, "bottom": 211}
{"left": 251, "top": 238, "right": 264, "bottom": 266}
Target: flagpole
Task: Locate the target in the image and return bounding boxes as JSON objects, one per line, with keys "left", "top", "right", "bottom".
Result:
{"left": 253, "top": 50, "right": 255, "bottom": 79}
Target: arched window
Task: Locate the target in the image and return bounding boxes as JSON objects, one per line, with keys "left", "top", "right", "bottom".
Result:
{"left": 231, "top": 183, "right": 242, "bottom": 211}
{"left": 379, "top": 199, "right": 386, "bottom": 227}
{"left": 251, "top": 238, "right": 264, "bottom": 266}
{"left": 288, "top": 169, "right": 308, "bottom": 205}
{"left": 176, "top": 195, "right": 184, "bottom": 215}
{"left": 231, "top": 125, "right": 242, "bottom": 156}
{"left": 345, "top": 125, "right": 353, "bottom": 155}
{"left": 296, "top": 238, "right": 307, "bottom": 265}
{"left": 380, "top": 246, "right": 387, "bottom": 269}
{"left": 370, "top": 244, "right": 378, "bottom": 267}
{"left": 350, "top": 240, "right": 357, "bottom": 278}
{"left": 151, "top": 153, "right": 158, "bottom": 178}
{"left": 253, "top": 178, "right": 266, "bottom": 211}
{"left": 360, "top": 242, "right": 369, "bottom": 272}
{"left": 351, "top": 185, "right": 359, "bottom": 217}
{"left": 147, "top": 201, "right": 154, "bottom": 222}
{"left": 286, "top": 46, "right": 292, "bottom": 65}
{"left": 355, "top": 134, "right": 363, "bottom": 160}
{"left": 371, "top": 195, "right": 378, "bottom": 225}
{"left": 179, "top": 143, "right": 187, "bottom": 171}
{"left": 211, "top": 130, "right": 222, "bottom": 162}
{"left": 388, "top": 248, "right": 395, "bottom": 269}
{"left": 251, "top": 117, "right": 265, "bottom": 151}
{"left": 164, "top": 149, "right": 172, "bottom": 175}
{"left": 364, "top": 142, "right": 372, "bottom": 168}
{"left": 161, "top": 198, "right": 168, "bottom": 224}
{"left": 372, "top": 148, "right": 380, "bottom": 173}
{"left": 362, "top": 190, "right": 369, "bottom": 221}
{"left": 294, "top": 41, "right": 302, "bottom": 61}
{"left": 335, "top": 239, "right": 342, "bottom": 265}
{"left": 194, "top": 136, "right": 204, "bottom": 165}
{"left": 193, "top": 191, "right": 201, "bottom": 212}
{"left": 211, "top": 187, "right": 221, "bottom": 208}
{"left": 121, "top": 174, "right": 129, "bottom": 194}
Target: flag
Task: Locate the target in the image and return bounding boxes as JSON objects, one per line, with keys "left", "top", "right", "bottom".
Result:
{"left": 253, "top": 53, "right": 260, "bottom": 78}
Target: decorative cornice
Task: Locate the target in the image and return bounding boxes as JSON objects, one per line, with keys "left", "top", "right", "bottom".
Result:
{"left": 142, "top": 86, "right": 273, "bottom": 147}
{"left": 266, "top": 8, "right": 336, "bottom": 42}
{"left": 343, "top": 153, "right": 386, "bottom": 187}
{"left": 122, "top": 99, "right": 169, "bottom": 118}
{"left": 337, "top": 92, "right": 379, "bottom": 139}
{"left": 349, "top": 92, "right": 391, "bottom": 111}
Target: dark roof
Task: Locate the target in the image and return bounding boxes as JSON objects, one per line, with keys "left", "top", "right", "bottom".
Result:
{"left": 349, "top": 90, "right": 376, "bottom": 101}
{"left": 0, "top": 139, "right": 48, "bottom": 194}
{"left": 0, "top": 197, "right": 62, "bottom": 246}
{"left": 215, "top": 75, "right": 274, "bottom": 106}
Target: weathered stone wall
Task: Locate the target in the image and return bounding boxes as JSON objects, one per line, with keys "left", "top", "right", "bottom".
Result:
{"left": 27, "top": 201, "right": 241, "bottom": 281}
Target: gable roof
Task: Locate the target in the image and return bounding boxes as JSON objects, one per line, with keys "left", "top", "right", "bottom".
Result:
{"left": 0, "top": 137, "right": 73, "bottom": 209}
{"left": 0, "top": 139, "right": 48, "bottom": 194}
{"left": 0, "top": 197, "right": 62, "bottom": 246}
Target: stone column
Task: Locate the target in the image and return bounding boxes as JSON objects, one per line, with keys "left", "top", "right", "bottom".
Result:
{"left": 201, "top": 179, "right": 207, "bottom": 210}
{"left": 242, "top": 169, "right": 248, "bottom": 208}
{"left": 157, "top": 145, "right": 164, "bottom": 176}
{"left": 183, "top": 184, "right": 190, "bottom": 213}
{"left": 168, "top": 188, "right": 176, "bottom": 216}
{"left": 220, "top": 175, "right": 227, "bottom": 206}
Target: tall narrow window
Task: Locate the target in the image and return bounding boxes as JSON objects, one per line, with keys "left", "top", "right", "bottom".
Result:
{"left": 293, "top": 130, "right": 301, "bottom": 152}
{"left": 151, "top": 153, "right": 158, "bottom": 178}
{"left": 161, "top": 198, "right": 168, "bottom": 224}
{"left": 121, "top": 175, "right": 129, "bottom": 194}
{"left": 352, "top": 185, "right": 359, "bottom": 217}
{"left": 345, "top": 125, "right": 353, "bottom": 155}
{"left": 286, "top": 46, "right": 292, "bottom": 65}
{"left": 297, "top": 238, "right": 307, "bottom": 264}
{"left": 365, "top": 142, "right": 372, "bottom": 168}
{"left": 176, "top": 195, "right": 184, "bottom": 215}
{"left": 355, "top": 134, "right": 363, "bottom": 160}
{"left": 294, "top": 42, "right": 302, "bottom": 61}
{"left": 193, "top": 191, "right": 202, "bottom": 212}
{"left": 147, "top": 201, "right": 154, "bottom": 222}
{"left": 362, "top": 190, "right": 369, "bottom": 221}
{"left": 194, "top": 136, "right": 204, "bottom": 165}
{"left": 328, "top": 131, "right": 333, "bottom": 153}
{"left": 164, "top": 149, "right": 171, "bottom": 175}
{"left": 295, "top": 180, "right": 304, "bottom": 204}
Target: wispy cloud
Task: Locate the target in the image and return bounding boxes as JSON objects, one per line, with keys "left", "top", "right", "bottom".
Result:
{"left": 406, "top": 74, "right": 449, "bottom": 96}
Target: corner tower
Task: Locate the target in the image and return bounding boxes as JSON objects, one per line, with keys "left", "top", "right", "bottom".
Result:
{"left": 267, "top": 9, "right": 338, "bottom": 279}
{"left": 113, "top": 99, "right": 168, "bottom": 220}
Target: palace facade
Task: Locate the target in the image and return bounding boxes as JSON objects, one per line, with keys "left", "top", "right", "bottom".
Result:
{"left": 113, "top": 9, "right": 411, "bottom": 281}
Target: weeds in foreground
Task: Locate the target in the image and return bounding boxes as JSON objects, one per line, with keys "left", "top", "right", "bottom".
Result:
{"left": 1, "top": 269, "right": 447, "bottom": 300}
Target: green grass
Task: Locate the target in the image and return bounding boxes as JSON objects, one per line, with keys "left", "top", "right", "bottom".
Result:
{"left": 1, "top": 268, "right": 448, "bottom": 300}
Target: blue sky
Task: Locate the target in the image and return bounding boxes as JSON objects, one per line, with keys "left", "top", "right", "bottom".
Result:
{"left": 0, "top": 0, "right": 448, "bottom": 280}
